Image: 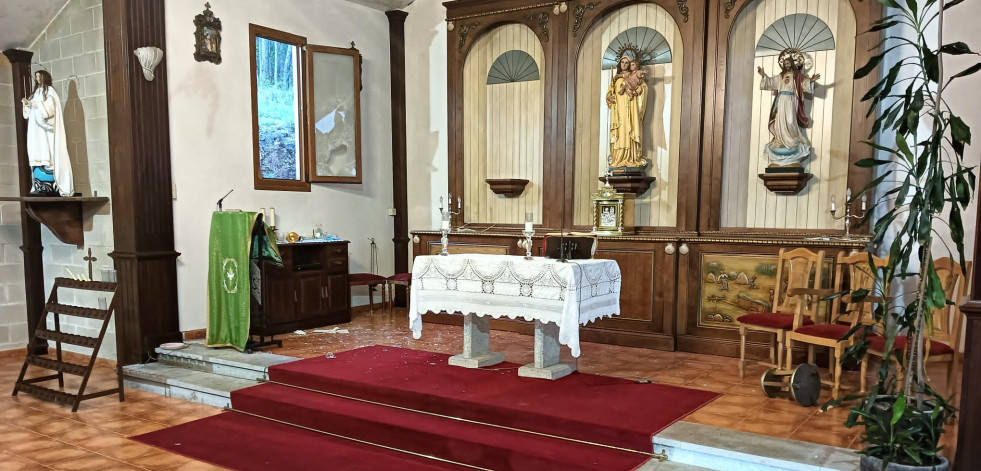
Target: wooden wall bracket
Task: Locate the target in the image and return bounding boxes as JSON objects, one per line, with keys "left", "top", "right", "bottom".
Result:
{"left": 0, "top": 197, "right": 109, "bottom": 246}
{"left": 758, "top": 172, "right": 812, "bottom": 195}
{"left": 485, "top": 178, "right": 530, "bottom": 197}
{"left": 599, "top": 174, "right": 657, "bottom": 195}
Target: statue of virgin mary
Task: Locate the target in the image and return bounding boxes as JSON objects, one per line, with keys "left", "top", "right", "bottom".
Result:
{"left": 21, "top": 70, "right": 73, "bottom": 196}
{"left": 606, "top": 54, "right": 648, "bottom": 169}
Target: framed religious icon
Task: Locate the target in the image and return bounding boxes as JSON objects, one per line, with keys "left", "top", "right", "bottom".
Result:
{"left": 194, "top": 3, "right": 222, "bottom": 64}
{"left": 590, "top": 182, "right": 634, "bottom": 235}
{"left": 304, "top": 44, "right": 363, "bottom": 183}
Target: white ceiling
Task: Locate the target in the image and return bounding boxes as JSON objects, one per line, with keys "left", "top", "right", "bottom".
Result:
{"left": 0, "top": 0, "right": 68, "bottom": 51}
{"left": 344, "top": 0, "right": 415, "bottom": 11}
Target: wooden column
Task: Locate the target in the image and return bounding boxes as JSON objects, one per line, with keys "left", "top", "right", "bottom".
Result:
{"left": 102, "top": 0, "right": 182, "bottom": 365}
{"left": 955, "top": 201, "right": 981, "bottom": 469}
{"left": 2, "top": 49, "right": 46, "bottom": 355}
{"left": 387, "top": 10, "right": 409, "bottom": 304}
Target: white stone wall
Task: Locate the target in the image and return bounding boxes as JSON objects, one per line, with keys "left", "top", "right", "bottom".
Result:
{"left": 0, "top": 56, "right": 30, "bottom": 352}
{"left": 0, "top": 0, "right": 117, "bottom": 358}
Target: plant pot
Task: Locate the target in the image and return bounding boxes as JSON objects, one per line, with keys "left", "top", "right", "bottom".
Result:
{"left": 860, "top": 455, "right": 948, "bottom": 471}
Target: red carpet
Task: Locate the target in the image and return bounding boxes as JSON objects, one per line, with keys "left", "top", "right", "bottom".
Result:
{"left": 133, "top": 346, "right": 719, "bottom": 470}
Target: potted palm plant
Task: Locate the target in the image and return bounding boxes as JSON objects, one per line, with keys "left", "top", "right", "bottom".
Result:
{"left": 831, "top": 0, "right": 979, "bottom": 469}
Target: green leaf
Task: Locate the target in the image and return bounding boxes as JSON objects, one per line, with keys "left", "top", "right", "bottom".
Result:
{"left": 911, "top": 89, "right": 924, "bottom": 112}
{"left": 856, "top": 158, "right": 892, "bottom": 167}
{"left": 951, "top": 115, "right": 972, "bottom": 145}
{"left": 855, "top": 54, "right": 884, "bottom": 79}
{"left": 906, "top": 0, "right": 918, "bottom": 17}
{"left": 923, "top": 48, "right": 940, "bottom": 83}
{"left": 896, "top": 134, "right": 914, "bottom": 162}
{"left": 891, "top": 394, "right": 906, "bottom": 426}
{"left": 940, "top": 42, "right": 974, "bottom": 55}
{"left": 869, "top": 21, "right": 901, "bottom": 33}
{"left": 945, "top": 0, "right": 965, "bottom": 10}
{"left": 877, "top": 0, "right": 901, "bottom": 9}
{"left": 950, "top": 61, "right": 981, "bottom": 81}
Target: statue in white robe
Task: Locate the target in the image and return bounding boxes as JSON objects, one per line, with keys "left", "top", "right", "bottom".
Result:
{"left": 757, "top": 49, "right": 820, "bottom": 167}
{"left": 21, "top": 70, "right": 73, "bottom": 196}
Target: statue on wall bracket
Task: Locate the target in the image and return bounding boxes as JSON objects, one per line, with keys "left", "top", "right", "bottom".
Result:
{"left": 757, "top": 48, "right": 819, "bottom": 194}
{"left": 602, "top": 48, "right": 657, "bottom": 195}
{"left": 759, "top": 48, "right": 820, "bottom": 168}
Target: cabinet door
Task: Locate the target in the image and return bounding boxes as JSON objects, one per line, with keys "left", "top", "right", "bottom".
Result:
{"left": 325, "top": 273, "right": 349, "bottom": 314}
{"left": 264, "top": 275, "right": 296, "bottom": 324}
{"left": 295, "top": 272, "right": 325, "bottom": 320}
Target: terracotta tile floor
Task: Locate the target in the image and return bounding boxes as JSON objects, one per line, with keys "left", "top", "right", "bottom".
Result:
{"left": 0, "top": 308, "right": 961, "bottom": 469}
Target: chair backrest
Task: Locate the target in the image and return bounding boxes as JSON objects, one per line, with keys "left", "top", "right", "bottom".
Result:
{"left": 543, "top": 233, "right": 597, "bottom": 260}
{"left": 772, "top": 247, "right": 826, "bottom": 317}
{"left": 931, "top": 257, "right": 970, "bottom": 350}
{"left": 831, "top": 251, "right": 888, "bottom": 327}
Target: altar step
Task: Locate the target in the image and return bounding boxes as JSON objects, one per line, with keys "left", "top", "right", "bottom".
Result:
{"left": 122, "top": 341, "right": 298, "bottom": 408}
{"left": 652, "top": 422, "right": 859, "bottom": 471}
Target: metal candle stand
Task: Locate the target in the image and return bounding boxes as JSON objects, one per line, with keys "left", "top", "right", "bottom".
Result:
{"left": 522, "top": 229, "right": 534, "bottom": 259}
{"left": 830, "top": 188, "right": 867, "bottom": 240}
{"left": 438, "top": 195, "right": 461, "bottom": 256}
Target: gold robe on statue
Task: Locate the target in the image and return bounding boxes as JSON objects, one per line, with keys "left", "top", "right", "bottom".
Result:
{"left": 606, "top": 75, "right": 648, "bottom": 168}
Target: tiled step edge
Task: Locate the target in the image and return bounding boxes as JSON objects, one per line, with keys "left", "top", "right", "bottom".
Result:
{"left": 154, "top": 341, "right": 299, "bottom": 381}
{"left": 652, "top": 422, "right": 860, "bottom": 471}
{"left": 123, "top": 363, "right": 260, "bottom": 408}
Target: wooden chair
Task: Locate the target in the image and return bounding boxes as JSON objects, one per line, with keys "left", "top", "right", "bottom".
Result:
{"left": 737, "top": 248, "right": 825, "bottom": 378}
{"left": 863, "top": 257, "right": 970, "bottom": 399}
{"left": 348, "top": 238, "right": 387, "bottom": 313}
{"left": 786, "top": 252, "right": 887, "bottom": 399}
{"left": 385, "top": 273, "right": 411, "bottom": 314}
{"left": 542, "top": 233, "right": 598, "bottom": 259}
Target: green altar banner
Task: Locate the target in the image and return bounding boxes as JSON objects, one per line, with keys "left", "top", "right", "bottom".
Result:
{"left": 206, "top": 211, "right": 281, "bottom": 351}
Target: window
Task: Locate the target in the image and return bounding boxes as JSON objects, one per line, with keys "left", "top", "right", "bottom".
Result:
{"left": 250, "top": 25, "right": 309, "bottom": 191}
{"left": 249, "top": 24, "right": 363, "bottom": 191}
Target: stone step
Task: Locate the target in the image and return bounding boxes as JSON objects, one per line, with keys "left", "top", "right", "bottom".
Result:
{"left": 652, "top": 422, "right": 859, "bottom": 471}
{"left": 123, "top": 362, "right": 261, "bottom": 408}
{"left": 154, "top": 340, "right": 298, "bottom": 381}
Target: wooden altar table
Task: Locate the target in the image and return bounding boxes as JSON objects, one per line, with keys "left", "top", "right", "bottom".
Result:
{"left": 409, "top": 254, "right": 621, "bottom": 379}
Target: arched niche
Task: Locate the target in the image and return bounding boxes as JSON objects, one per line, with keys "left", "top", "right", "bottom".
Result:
{"left": 571, "top": 3, "right": 685, "bottom": 228}
{"left": 719, "top": 0, "right": 857, "bottom": 230}
{"left": 462, "top": 23, "right": 545, "bottom": 225}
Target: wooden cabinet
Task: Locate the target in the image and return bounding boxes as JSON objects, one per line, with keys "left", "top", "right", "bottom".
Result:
{"left": 250, "top": 241, "right": 350, "bottom": 337}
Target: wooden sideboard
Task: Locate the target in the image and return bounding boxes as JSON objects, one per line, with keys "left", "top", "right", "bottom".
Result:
{"left": 412, "top": 231, "right": 867, "bottom": 358}
{"left": 251, "top": 241, "right": 351, "bottom": 337}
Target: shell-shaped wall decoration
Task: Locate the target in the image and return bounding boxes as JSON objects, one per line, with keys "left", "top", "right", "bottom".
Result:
{"left": 133, "top": 46, "right": 164, "bottom": 81}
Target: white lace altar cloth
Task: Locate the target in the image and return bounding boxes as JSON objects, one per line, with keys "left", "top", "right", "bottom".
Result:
{"left": 409, "top": 254, "right": 622, "bottom": 357}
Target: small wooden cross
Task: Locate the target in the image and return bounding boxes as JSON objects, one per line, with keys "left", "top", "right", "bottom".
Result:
{"left": 83, "top": 249, "right": 97, "bottom": 280}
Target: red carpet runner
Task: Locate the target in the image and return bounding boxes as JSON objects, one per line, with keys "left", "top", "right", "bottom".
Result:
{"left": 134, "top": 346, "right": 719, "bottom": 470}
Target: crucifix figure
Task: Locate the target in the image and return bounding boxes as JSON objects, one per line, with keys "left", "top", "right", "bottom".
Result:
{"left": 83, "top": 248, "right": 97, "bottom": 281}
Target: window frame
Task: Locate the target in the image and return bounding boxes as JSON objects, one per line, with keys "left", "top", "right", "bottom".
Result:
{"left": 249, "top": 24, "right": 311, "bottom": 192}
{"left": 304, "top": 44, "right": 363, "bottom": 184}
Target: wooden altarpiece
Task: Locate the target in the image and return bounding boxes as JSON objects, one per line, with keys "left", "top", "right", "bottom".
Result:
{"left": 414, "top": 0, "right": 882, "bottom": 359}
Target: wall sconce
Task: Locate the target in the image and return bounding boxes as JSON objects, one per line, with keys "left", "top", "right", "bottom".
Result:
{"left": 133, "top": 46, "right": 164, "bottom": 81}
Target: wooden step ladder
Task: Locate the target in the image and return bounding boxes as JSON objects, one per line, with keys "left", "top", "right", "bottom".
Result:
{"left": 12, "top": 277, "right": 123, "bottom": 411}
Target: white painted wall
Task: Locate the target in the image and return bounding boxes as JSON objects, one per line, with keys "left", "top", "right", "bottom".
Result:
{"left": 165, "top": 0, "right": 395, "bottom": 331}
{"left": 403, "top": 0, "right": 448, "bottom": 256}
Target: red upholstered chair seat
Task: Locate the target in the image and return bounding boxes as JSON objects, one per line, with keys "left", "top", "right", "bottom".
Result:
{"left": 737, "top": 312, "right": 814, "bottom": 330}
{"left": 387, "top": 273, "right": 412, "bottom": 283}
{"left": 349, "top": 273, "right": 387, "bottom": 284}
{"left": 868, "top": 335, "right": 954, "bottom": 355}
{"left": 793, "top": 323, "right": 852, "bottom": 340}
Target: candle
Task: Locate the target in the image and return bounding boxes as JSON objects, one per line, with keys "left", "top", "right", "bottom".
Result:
{"left": 457, "top": 197, "right": 462, "bottom": 211}
{"left": 524, "top": 212, "right": 533, "bottom": 232}
{"left": 861, "top": 193, "right": 867, "bottom": 211}
{"left": 830, "top": 194, "right": 836, "bottom": 213}
{"left": 269, "top": 207, "right": 276, "bottom": 228}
